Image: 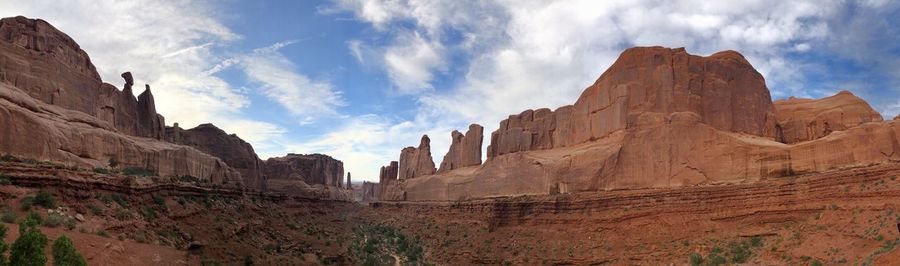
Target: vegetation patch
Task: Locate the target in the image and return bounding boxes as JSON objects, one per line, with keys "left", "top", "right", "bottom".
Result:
{"left": 350, "top": 223, "right": 426, "bottom": 265}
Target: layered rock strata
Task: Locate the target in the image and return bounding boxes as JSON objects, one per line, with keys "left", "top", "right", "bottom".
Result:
{"left": 167, "top": 123, "right": 264, "bottom": 188}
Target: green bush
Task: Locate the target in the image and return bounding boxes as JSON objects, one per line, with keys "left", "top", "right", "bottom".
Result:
{"left": 20, "top": 196, "right": 34, "bottom": 211}
{"left": 142, "top": 207, "right": 157, "bottom": 221}
{"left": 689, "top": 252, "right": 703, "bottom": 266}
{"left": 107, "top": 158, "right": 119, "bottom": 168}
{"left": 122, "top": 167, "right": 156, "bottom": 177}
{"left": 10, "top": 220, "right": 48, "bottom": 266}
{"left": 0, "top": 223, "right": 8, "bottom": 265}
{"left": 92, "top": 168, "right": 111, "bottom": 175}
{"left": 109, "top": 194, "right": 129, "bottom": 207}
{"left": 34, "top": 191, "right": 56, "bottom": 209}
{"left": 64, "top": 219, "right": 76, "bottom": 230}
{"left": 96, "top": 230, "right": 109, "bottom": 238}
{"left": 43, "top": 214, "right": 65, "bottom": 228}
{"left": 86, "top": 204, "right": 102, "bottom": 215}
{"left": 0, "top": 176, "right": 11, "bottom": 185}
{"left": 52, "top": 235, "right": 87, "bottom": 266}
{"left": 1, "top": 154, "right": 16, "bottom": 162}
{"left": 23, "top": 212, "right": 42, "bottom": 226}
{"left": 1, "top": 210, "right": 16, "bottom": 223}
{"left": 153, "top": 195, "right": 166, "bottom": 206}
{"left": 115, "top": 208, "right": 131, "bottom": 221}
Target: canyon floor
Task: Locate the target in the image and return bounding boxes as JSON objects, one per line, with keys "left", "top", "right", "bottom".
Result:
{"left": 3, "top": 159, "right": 900, "bottom": 265}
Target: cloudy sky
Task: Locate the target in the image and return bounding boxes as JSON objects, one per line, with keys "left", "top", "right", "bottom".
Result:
{"left": 3, "top": 0, "right": 899, "bottom": 182}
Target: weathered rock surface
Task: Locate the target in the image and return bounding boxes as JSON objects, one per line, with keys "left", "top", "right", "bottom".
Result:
{"left": 398, "top": 135, "right": 436, "bottom": 179}
{"left": 378, "top": 161, "right": 403, "bottom": 201}
{"left": 361, "top": 181, "right": 379, "bottom": 202}
{"left": 487, "top": 47, "right": 778, "bottom": 159}
{"left": 380, "top": 47, "right": 899, "bottom": 202}
{"left": 438, "top": 124, "right": 484, "bottom": 172}
{"left": 0, "top": 17, "right": 165, "bottom": 140}
{"left": 774, "top": 90, "right": 883, "bottom": 143}
{"left": 264, "top": 154, "right": 344, "bottom": 189}
{"left": 0, "top": 82, "right": 239, "bottom": 182}
{"left": 168, "top": 123, "right": 263, "bottom": 188}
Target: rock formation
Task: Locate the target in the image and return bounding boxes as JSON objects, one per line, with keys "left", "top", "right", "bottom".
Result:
{"left": 0, "top": 17, "right": 167, "bottom": 140}
{"left": 361, "top": 181, "right": 379, "bottom": 202}
{"left": 487, "top": 47, "right": 778, "bottom": 159}
{"left": 438, "top": 124, "right": 484, "bottom": 172}
{"left": 379, "top": 46, "right": 900, "bottom": 202}
{"left": 0, "top": 16, "right": 352, "bottom": 199}
{"left": 0, "top": 16, "right": 241, "bottom": 182}
{"left": 346, "top": 172, "right": 352, "bottom": 189}
{"left": 399, "top": 135, "right": 436, "bottom": 179}
{"left": 264, "top": 154, "right": 344, "bottom": 189}
{"left": 167, "top": 123, "right": 264, "bottom": 188}
{"left": 774, "top": 90, "right": 883, "bottom": 143}
{"left": 377, "top": 161, "right": 402, "bottom": 201}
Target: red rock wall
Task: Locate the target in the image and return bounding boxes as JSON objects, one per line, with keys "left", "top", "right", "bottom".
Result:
{"left": 167, "top": 123, "right": 264, "bottom": 188}
{"left": 398, "top": 135, "right": 436, "bottom": 179}
{"left": 774, "top": 91, "right": 883, "bottom": 143}
{"left": 264, "top": 154, "right": 344, "bottom": 188}
{"left": 0, "top": 16, "right": 165, "bottom": 140}
{"left": 488, "top": 47, "right": 778, "bottom": 159}
{"left": 438, "top": 124, "right": 484, "bottom": 172}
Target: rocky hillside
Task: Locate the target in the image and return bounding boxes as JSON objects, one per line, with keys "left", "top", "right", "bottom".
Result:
{"left": 379, "top": 46, "right": 899, "bottom": 201}
{"left": 0, "top": 16, "right": 347, "bottom": 196}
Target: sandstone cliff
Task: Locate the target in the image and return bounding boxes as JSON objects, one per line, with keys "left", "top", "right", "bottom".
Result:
{"left": 438, "top": 124, "right": 484, "bottom": 172}
{"left": 774, "top": 90, "right": 883, "bottom": 143}
{"left": 167, "top": 123, "right": 264, "bottom": 188}
{"left": 398, "top": 135, "right": 436, "bottom": 179}
{"left": 0, "top": 16, "right": 240, "bottom": 182}
{"left": 487, "top": 47, "right": 778, "bottom": 159}
{"left": 0, "top": 17, "right": 166, "bottom": 140}
{"left": 379, "top": 47, "right": 899, "bottom": 202}
{"left": 263, "top": 153, "right": 344, "bottom": 190}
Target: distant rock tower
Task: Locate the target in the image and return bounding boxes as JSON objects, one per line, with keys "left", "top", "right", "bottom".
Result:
{"left": 346, "top": 172, "right": 352, "bottom": 189}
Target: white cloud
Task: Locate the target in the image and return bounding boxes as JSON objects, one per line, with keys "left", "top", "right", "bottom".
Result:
{"left": 240, "top": 41, "right": 347, "bottom": 120}
{"left": 383, "top": 32, "right": 444, "bottom": 93}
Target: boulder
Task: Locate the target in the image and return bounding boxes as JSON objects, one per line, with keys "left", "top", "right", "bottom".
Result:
{"left": 398, "top": 135, "right": 436, "bottom": 179}
{"left": 438, "top": 124, "right": 484, "bottom": 172}
{"left": 774, "top": 90, "right": 883, "bottom": 143}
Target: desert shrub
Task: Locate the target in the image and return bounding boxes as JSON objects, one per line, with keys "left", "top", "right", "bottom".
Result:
{"left": 750, "top": 236, "right": 763, "bottom": 247}
{"left": 86, "top": 204, "right": 102, "bottom": 215}
{"left": 43, "top": 214, "right": 65, "bottom": 228}
{"left": 96, "top": 230, "right": 109, "bottom": 238}
{"left": 122, "top": 167, "right": 156, "bottom": 177}
{"left": 134, "top": 232, "right": 147, "bottom": 243}
{"left": 34, "top": 191, "right": 56, "bottom": 209}
{"left": 0, "top": 223, "right": 8, "bottom": 265}
{"left": 23, "top": 212, "right": 42, "bottom": 226}
{"left": 244, "top": 256, "right": 253, "bottom": 266}
{"left": 0, "top": 176, "right": 11, "bottom": 185}
{"left": 107, "top": 158, "right": 119, "bottom": 168}
{"left": 104, "top": 194, "right": 129, "bottom": 207}
{"left": 153, "top": 195, "right": 166, "bottom": 206}
{"left": 52, "top": 235, "right": 87, "bottom": 266}
{"left": 20, "top": 196, "right": 34, "bottom": 211}
{"left": 64, "top": 218, "right": 77, "bottom": 230}
{"left": 178, "top": 175, "right": 200, "bottom": 183}
{"left": 1, "top": 154, "right": 16, "bottom": 161}
{"left": 115, "top": 208, "right": 131, "bottom": 221}
{"left": 10, "top": 219, "right": 48, "bottom": 266}
{"left": 1, "top": 210, "right": 16, "bottom": 223}
{"left": 142, "top": 207, "right": 157, "bottom": 221}
{"left": 689, "top": 253, "right": 703, "bottom": 266}
{"left": 92, "top": 167, "right": 111, "bottom": 174}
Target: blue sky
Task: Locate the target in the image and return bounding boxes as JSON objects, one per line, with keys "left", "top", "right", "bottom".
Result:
{"left": 3, "top": 0, "right": 900, "bottom": 182}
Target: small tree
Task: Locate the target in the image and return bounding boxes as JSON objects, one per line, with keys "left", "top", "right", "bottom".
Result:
{"left": 52, "top": 235, "right": 87, "bottom": 266}
{"left": 108, "top": 158, "right": 119, "bottom": 168}
{"left": 9, "top": 218, "right": 48, "bottom": 266}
